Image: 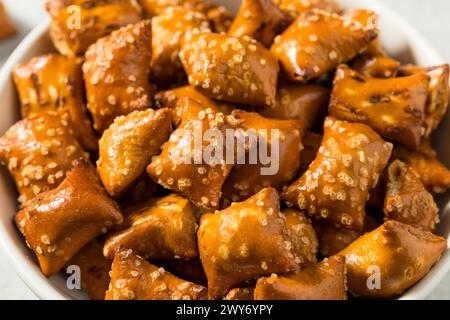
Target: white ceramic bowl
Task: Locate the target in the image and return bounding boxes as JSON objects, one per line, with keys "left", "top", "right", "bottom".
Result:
{"left": 0, "top": 0, "right": 449, "bottom": 300}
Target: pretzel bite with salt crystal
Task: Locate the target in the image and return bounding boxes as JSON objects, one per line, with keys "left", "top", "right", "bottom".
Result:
{"left": 224, "top": 287, "right": 255, "bottom": 300}
{"left": 344, "top": 9, "right": 400, "bottom": 78}
{"left": 180, "top": 33, "right": 279, "bottom": 107}
{"left": 0, "top": 0, "right": 17, "bottom": 40}
{"left": 147, "top": 99, "right": 236, "bottom": 211}
{"left": 13, "top": 54, "right": 98, "bottom": 152}
{"left": 329, "top": 65, "right": 430, "bottom": 149}
{"left": 399, "top": 64, "right": 450, "bottom": 137}
{"left": 83, "top": 20, "right": 155, "bottom": 133}
{"left": 198, "top": 188, "right": 298, "bottom": 299}
{"left": 284, "top": 209, "right": 318, "bottom": 265}
{"left": 140, "top": 0, "right": 232, "bottom": 33}
{"left": 155, "top": 86, "right": 234, "bottom": 126}
{"left": 282, "top": 117, "right": 393, "bottom": 231}
{"left": 46, "top": 0, "right": 143, "bottom": 57}
{"left": 259, "top": 84, "right": 330, "bottom": 129}
{"left": 384, "top": 160, "right": 438, "bottom": 232}
{"left": 340, "top": 220, "right": 447, "bottom": 298}
{"left": 271, "top": 10, "right": 377, "bottom": 82}
{"left": 66, "top": 238, "right": 111, "bottom": 300}
{"left": 314, "top": 215, "right": 378, "bottom": 257}
{"left": 254, "top": 255, "right": 347, "bottom": 300}
{"left": 151, "top": 7, "right": 211, "bottom": 86}
{"left": 0, "top": 110, "right": 88, "bottom": 205}
{"left": 274, "top": 0, "right": 341, "bottom": 20}
{"left": 228, "top": 0, "right": 286, "bottom": 47}
{"left": 15, "top": 160, "right": 123, "bottom": 277}
{"left": 394, "top": 145, "right": 450, "bottom": 194}
{"left": 221, "top": 110, "right": 305, "bottom": 204}
{"left": 104, "top": 194, "right": 198, "bottom": 260}
{"left": 106, "top": 250, "right": 207, "bottom": 300}
{"left": 97, "top": 108, "right": 172, "bottom": 198}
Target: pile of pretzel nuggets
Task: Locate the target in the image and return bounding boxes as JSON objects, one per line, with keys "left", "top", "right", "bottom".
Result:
{"left": 1, "top": 0, "right": 449, "bottom": 300}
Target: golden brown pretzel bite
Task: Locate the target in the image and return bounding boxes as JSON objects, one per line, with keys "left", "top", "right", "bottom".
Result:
{"left": 151, "top": 7, "right": 211, "bottom": 86}
{"left": 83, "top": 20, "right": 155, "bottom": 133}
{"left": 344, "top": 9, "right": 400, "bottom": 78}
{"left": 0, "top": 1, "right": 17, "bottom": 40}
{"left": 340, "top": 220, "right": 447, "bottom": 298}
{"left": 104, "top": 194, "right": 198, "bottom": 260}
{"left": 400, "top": 64, "right": 450, "bottom": 137}
{"left": 106, "top": 249, "right": 207, "bottom": 300}
{"left": 254, "top": 255, "right": 347, "bottom": 300}
{"left": 155, "top": 86, "right": 234, "bottom": 126}
{"left": 147, "top": 99, "right": 236, "bottom": 211}
{"left": 259, "top": 84, "right": 330, "bottom": 129}
{"left": 198, "top": 188, "right": 298, "bottom": 299}
{"left": 180, "top": 33, "right": 279, "bottom": 107}
{"left": 0, "top": 110, "right": 88, "bottom": 205}
{"left": 221, "top": 110, "right": 305, "bottom": 204}
{"left": 13, "top": 54, "right": 98, "bottom": 152}
{"left": 314, "top": 215, "right": 378, "bottom": 257}
{"left": 273, "top": 0, "right": 341, "bottom": 20}
{"left": 284, "top": 209, "right": 318, "bottom": 265}
{"left": 329, "top": 65, "right": 430, "bottom": 149}
{"left": 15, "top": 160, "right": 123, "bottom": 277}
{"left": 66, "top": 238, "right": 111, "bottom": 300}
{"left": 97, "top": 109, "right": 172, "bottom": 198}
{"left": 282, "top": 117, "right": 393, "bottom": 231}
{"left": 223, "top": 287, "right": 255, "bottom": 300}
{"left": 384, "top": 160, "right": 438, "bottom": 231}
{"left": 394, "top": 145, "right": 450, "bottom": 194}
{"left": 139, "top": 0, "right": 233, "bottom": 33}
{"left": 271, "top": 10, "right": 377, "bottom": 82}
{"left": 228, "top": 0, "right": 286, "bottom": 47}
{"left": 46, "top": 0, "right": 143, "bottom": 56}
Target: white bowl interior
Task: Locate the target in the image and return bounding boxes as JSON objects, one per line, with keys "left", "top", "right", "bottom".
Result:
{"left": 0, "top": 0, "right": 448, "bottom": 300}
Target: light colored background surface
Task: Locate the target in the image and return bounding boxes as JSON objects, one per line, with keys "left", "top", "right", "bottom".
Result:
{"left": 0, "top": 0, "right": 449, "bottom": 300}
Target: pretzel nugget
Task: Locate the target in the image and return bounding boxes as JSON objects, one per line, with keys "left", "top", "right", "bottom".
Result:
{"left": 106, "top": 250, "right": 207, "bottom": 300}
{"left": 345, "top": 9, "right": 400, "bottom": 78}
{"left": 15, "top": 160, "right": 123, "bottom": 277}
{"left": 13, "top": 54, "right": 98, "bottom": 152}
{"left": 46, "top": 0, "right": 143, "bottom": 56}
{"left": 180, "top": 33, "right": 279, "bottom": 107}
{"left": 341, "top": 220, "right": 447, "bottom": 298}
{"left": 147, "top": 99, "right": 235, "bottom": 211}
{"left": 97, "top": 108, "right": 172, "bottom": 198}
{"left": 394, "top": 145, "right": 450, "bottom": 194}
{"left": 282, "top": 117, "right": 393, "bottom": 231}
{"left": 329, "top": 65, "right": 430, "bottom": 149}
{"left": 271, "top": 10, "right": 377, "bottom": 82}
{"left": 198, "top": 188, "right": 298, "bottom": 299}
{"left": 259, "top": 84, "right": 330, "bottom": 129}
{"left": 228, "top": 0, "right": 286, "bottom": 47}
{"left": 83, "top": 20, "right": 155, "bottom": 132}
{"left": 0, "top": 1, "right": 17, "bottom": 40}
{"left": 384, "top": 160, "right": 438, "bottom": 232}
{"left": 155, "top": 86, "right": 234, "bottom": 126}
{"left": 221, "top": 110, "right": 305, "bottom": 204}
{"left": 151, "top": 7, "right": 211, "bottom": 86}
{"left": 104, "top": 194, "right": 198, "bottom": 260}
{"left": 0, "top": 110, "right": 88, "bottom": 205}
{"left": 400, "top": 64, "right": 450, "bottom": 137}
{"left": 66, "top": 238, "right": 112, "bottom": 300}
{"left": 139, "top": 0, "right": 233, "bottom": 33}
{"left": 254, "top": 255, "right": 347, "bottom": 300}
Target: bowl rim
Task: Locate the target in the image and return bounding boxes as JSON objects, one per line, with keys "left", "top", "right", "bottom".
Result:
{"left": 0, "top": 1, "right": 449, "bottom": 300}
